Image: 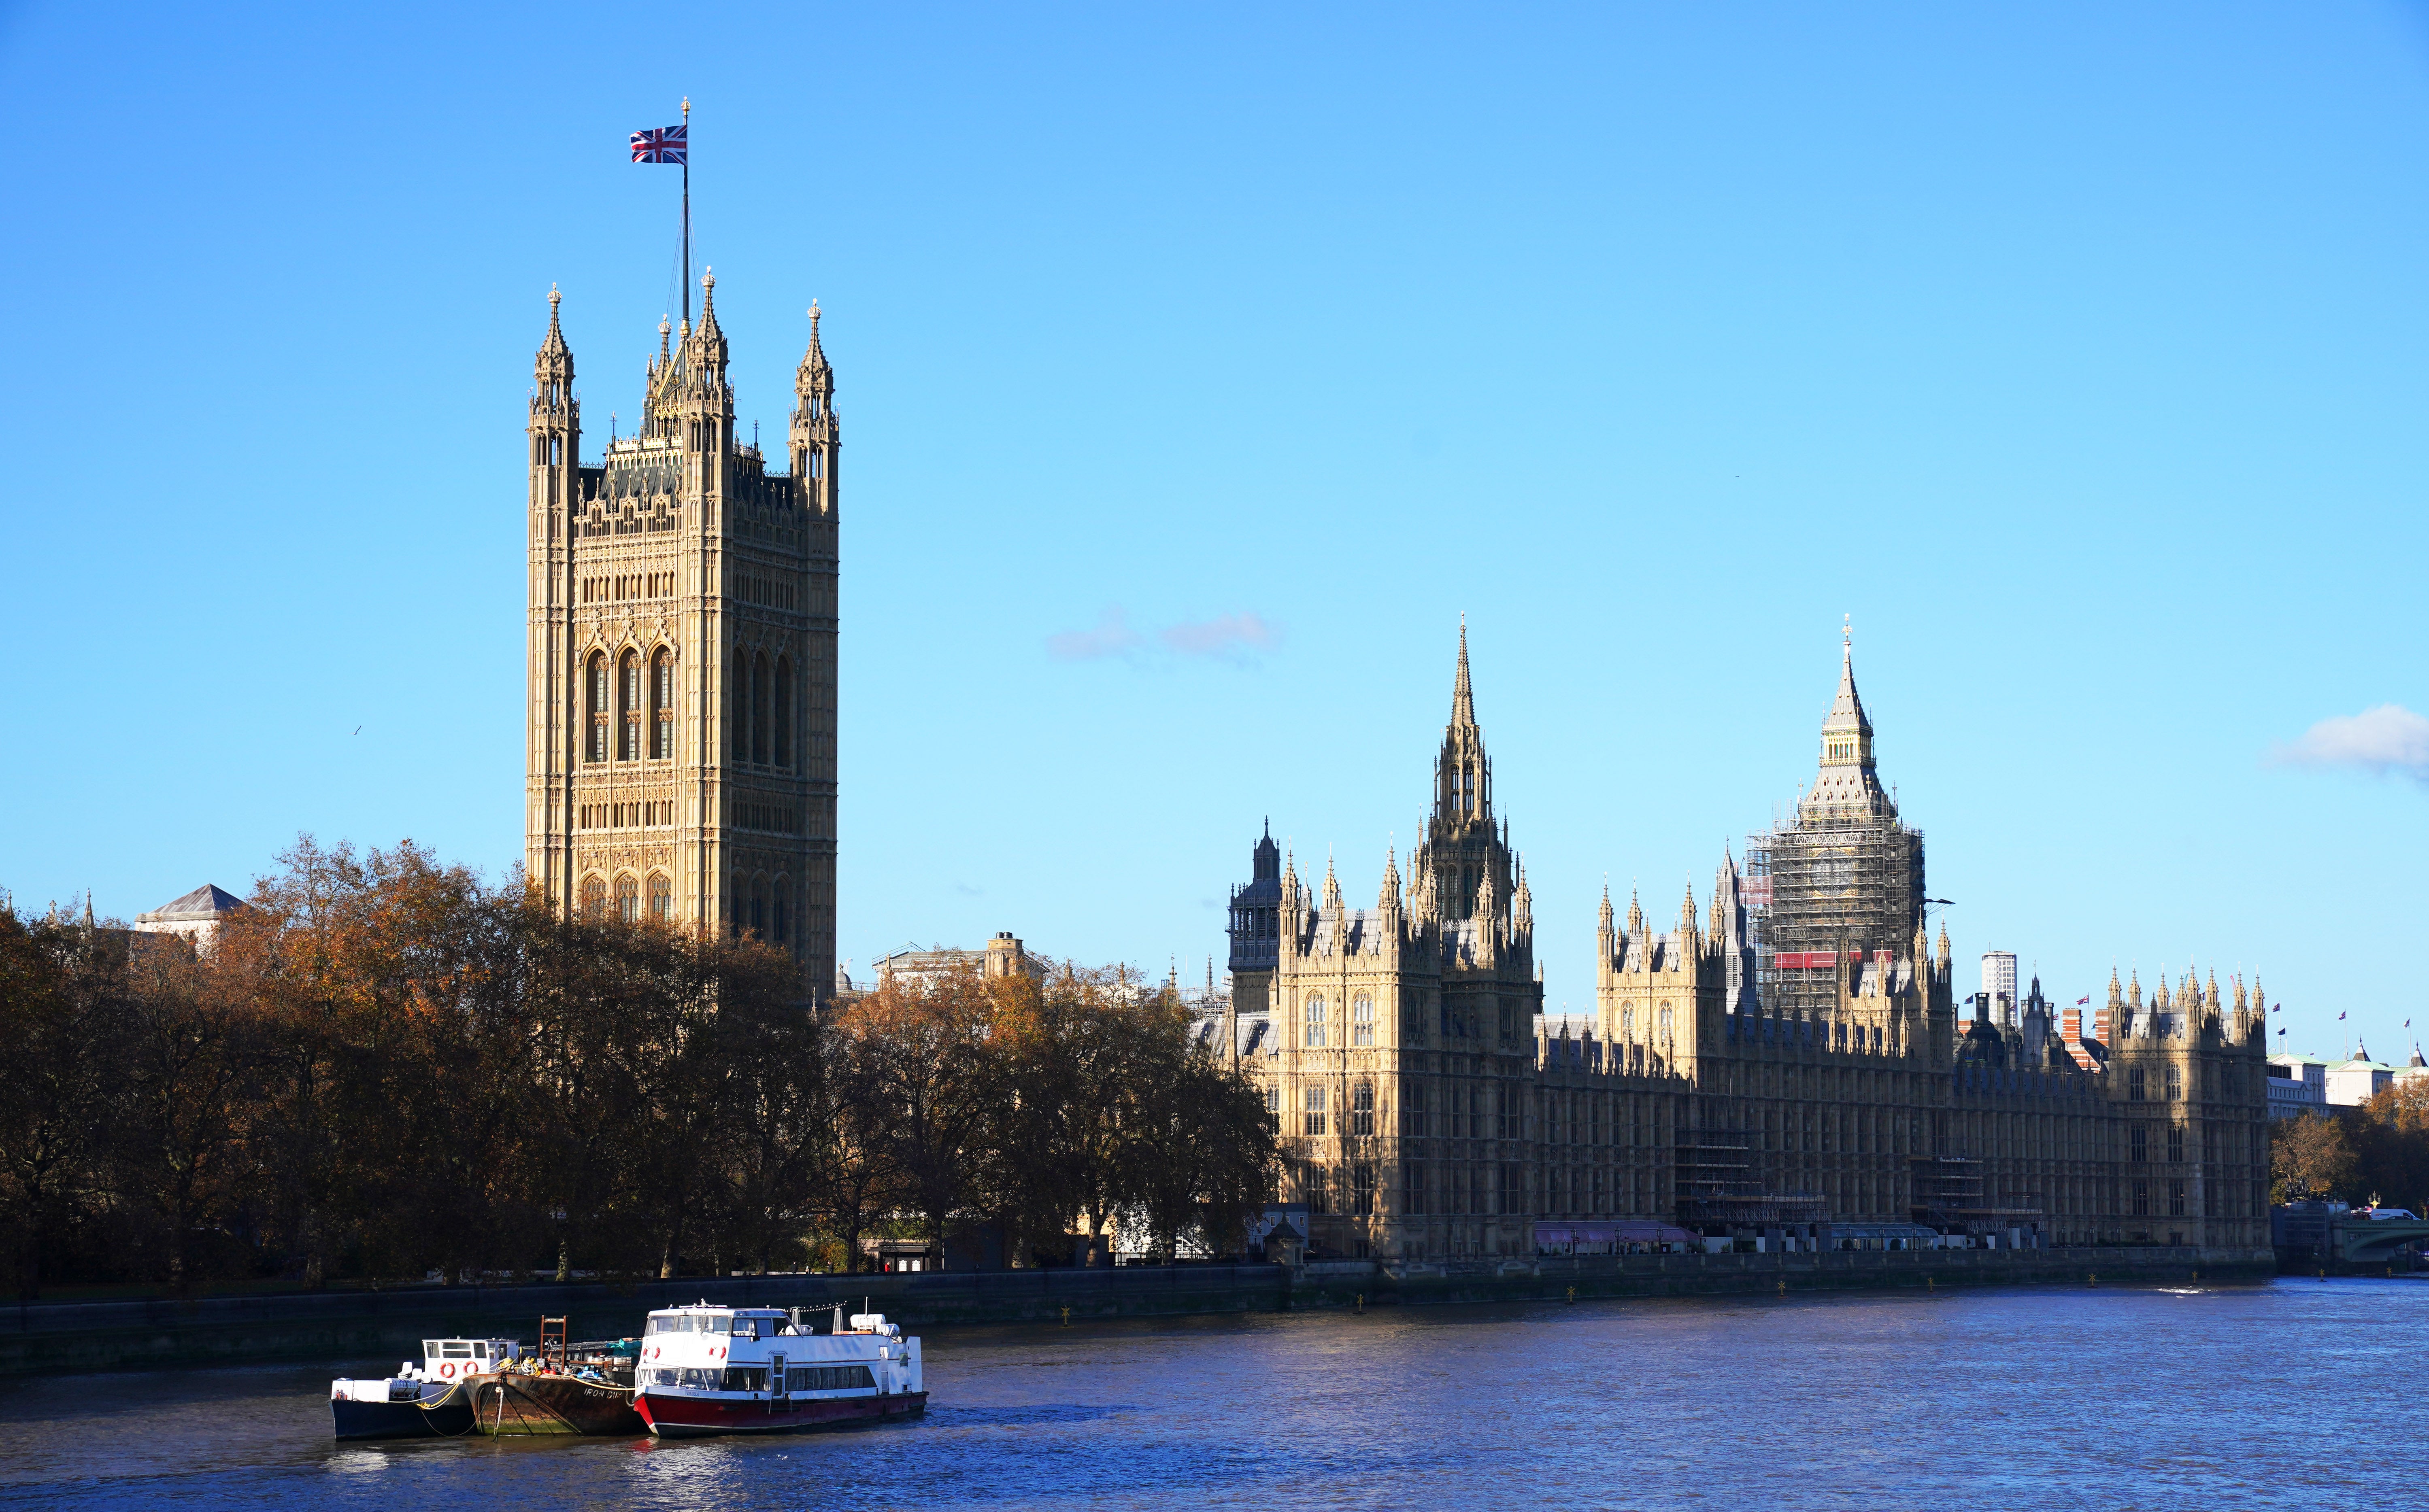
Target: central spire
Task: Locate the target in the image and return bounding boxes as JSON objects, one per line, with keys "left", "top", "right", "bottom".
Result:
{"left": 1451, "top": 614, "right": 1475, "bottom": 730}
{"left": 1434, "top": 620, "right": 1490, "bottom": 825}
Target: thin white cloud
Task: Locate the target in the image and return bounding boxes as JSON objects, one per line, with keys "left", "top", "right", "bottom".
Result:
{"left": 1046, "top": 607, "right": 1142, "bottom": 661}
{"left": 2272, "top": 703, "right": 2429, "bottom": 783}
{"left": 1162, "top": 613, "right": 1279, "bottom": 659}
{"left": 1046, "top": 607, "right": 1280, "bottom": 664}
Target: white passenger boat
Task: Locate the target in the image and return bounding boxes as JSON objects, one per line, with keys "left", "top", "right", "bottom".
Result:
{"left": 631, "top": 1304, "right": 926, "bottom": 1438}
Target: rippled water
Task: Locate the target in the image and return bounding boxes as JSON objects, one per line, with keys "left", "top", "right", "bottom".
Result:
{"left": 3, "top": 1278, "right": 2425, "bottom": 1510}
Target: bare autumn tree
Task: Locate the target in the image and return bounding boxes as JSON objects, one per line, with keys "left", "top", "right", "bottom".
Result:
{"left": 115, "top": 930, "right": 265, "bottom": 1296}
{"left": 844, "top": 966, "right": 999, "bottom": 1261}
{"left": 1127, "top": 1020, "right": 1278, "bottom": 1261}
{"left": 805, "top": 1009, "right": 905, "bottom": 1273}
{"left": 0, "top": 907, "right": 120, "bottom": 1298}
{"left": 2272, "top": 1110, "right": 2358, "bottom": 1204}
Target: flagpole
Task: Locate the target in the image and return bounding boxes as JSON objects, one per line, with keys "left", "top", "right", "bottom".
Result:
{"left": 681, "top": 96, "right": 692, "bottom": 329}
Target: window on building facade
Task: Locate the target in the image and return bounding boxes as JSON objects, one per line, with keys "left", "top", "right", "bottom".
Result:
{"left": 774, "top": 656, "right": 793, "bottom": 769}
{"left": 651, "top": 649, "right": 674, "bottom": 759}
{"left": 2168, "top": 1179, "right": 2186, "bottom": 1217}
{"left": 2167, "top": 1124, "right": 2184, "bottom": 1163}
{"left": 2129, "top": 1066, "right": 2146, "bottom": 1101}
{"left": 647, "top": 873, "right": 671, "bottom": 922}
{"left": 1304, "top": 1162, "right": 1329, "bottom": 1215}
{"left": 1264, "top": 1085, "right": 1280, "bottom": 1114}
{"left": 773, "top": 879, "right": 791, "bottom": 947}
{"left": 1403, "top": 1083, "right": 1425, "bottom": 1136}
{"left": 728, "top": 650, "right": 744, "bottom": 760}
{"left": 750, "top": 877, "right": 767, "bottom": 939}
{"left": 2133, "top": 1180, "right": 2150, "bottom": 1217}
{"left": 2131, "top": 1126, "right": 2147, "bottom": 1163}
{"left": 1353, "top": 994, "right": 1374, "bottom": 1046}
{"left": 580, "top": 876, "right": 606, "bottom": 916}
{"left": 585, "top": 653, "right": 608, "bottom": 763}
{"left": 2165, "top": 1065, "right": 2182, "bottom": 1101}
{"left": 1351, "top": 1164, "right": 1375, "bottom": 1217}
{"left": 1658, "top": 1004, "right": 1673, "bottom": 1041}
{"left": 1351, "top": 1081, "right": 1375, "bottom": 1136}
{"left": 1303, "top": 1085, "right": 1327, "bottom": 1137}
{"left": 1404, "top": 1161, "right": 1425, "bottom": 1216}
{"left": 752, "top": 653, "right": 772, "bottom": 764}
{"left": 619, "top": 650, "right": 641, "bottom": 760}
{"left": 1304, "top": 994, "right": 1326, "bottom": 1047}
{"left": 615, "top": 874, "right": 638, "bottom": 922}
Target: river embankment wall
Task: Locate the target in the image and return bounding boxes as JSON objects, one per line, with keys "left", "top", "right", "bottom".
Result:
{"left": 2, "top": 1245, "right": 2272, "bottom": 1377}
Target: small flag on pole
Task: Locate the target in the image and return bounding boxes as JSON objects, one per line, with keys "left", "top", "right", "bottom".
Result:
{"left": 631, "top": 124, "right": 688, "bottom": 164}
{"left": 2076, "top": 995, "right": 2090, "bottom": 1005}
{"left": 2338, "top": 1011, "right": 2346, "bottom": 1021}
{"left": 2277, "top": 1026, "right": 2286, "bottom": 1036}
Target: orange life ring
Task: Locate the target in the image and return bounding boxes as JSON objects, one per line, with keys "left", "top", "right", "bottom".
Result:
{"left": 439, "top": 1361, "right": 456, "bottom": 1380}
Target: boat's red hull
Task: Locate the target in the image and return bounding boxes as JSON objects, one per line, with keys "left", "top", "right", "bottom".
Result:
{"left": 634, "top": 1389, "right": 928, "bottom": 1438}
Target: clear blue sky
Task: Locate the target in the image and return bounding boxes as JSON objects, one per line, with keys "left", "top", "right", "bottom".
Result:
{"left": 4, "top": 2, "right": 2425, "bottom": 1062}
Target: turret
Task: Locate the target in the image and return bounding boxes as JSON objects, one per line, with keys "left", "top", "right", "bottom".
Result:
{"left": 1512, "top": 857, "right": 1533, "bottom": 940}
{"left": 529, "top": 285, "right": 580, "bottom": 523}
{"left": 791, "top": 300, "right": 839, "bottom": 518}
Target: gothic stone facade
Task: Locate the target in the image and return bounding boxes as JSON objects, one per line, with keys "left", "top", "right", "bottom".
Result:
{"left": 1227, "top": 633, "right": 2272, "bottom": 1263}
{"left": 524, "top": 276, "right": 839, "bottom": 994}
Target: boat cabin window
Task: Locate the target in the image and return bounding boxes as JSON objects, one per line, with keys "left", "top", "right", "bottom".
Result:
{"left": 441, "top": 1342, "right": 474, "bottom": 1358}
{"left": 707, "top": 1315, "right": 733, "bottom": 1334}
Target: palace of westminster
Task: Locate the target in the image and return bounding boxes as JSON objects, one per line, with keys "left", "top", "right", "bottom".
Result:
{"left": 519, "top": 275, "right": 2270, "bottom": 1264}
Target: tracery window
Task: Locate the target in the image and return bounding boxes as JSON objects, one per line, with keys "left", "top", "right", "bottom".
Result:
{"left": 579, "top": 876, "right": 606, "bottom": 916}
{"left": 750, "top": 877, "right": 768, "bottom": 939}
{"left": 752, "top": 652, "right": 772, "bottom": 765}
{"left": 1304, "top": 993, "right": 1326, "bottom": 1048}
{"left": 1352, "top": 994, "right": 1374, "bottom": 1046}
{"left": 2129, "top": 1067, "right": 2146, "bottom": 1101}
{"left": 2164, "top": 1066, "right": 2182, "bottom": 1101}
{"left": 773, "top": 878, "right": 791, "bottom": 947}
{"left": 647, "top": 873, "right": 671, "bottom": 922}
{"left": 615, "top": 874, "right": 639, "bottom": 922}
{"left": 1303, "top": 1085, "right": 1327, "bottom": 1137}
{"left": 1351, "top": 1081, "right": 1375, "bottom": 1136}
{"left": 618, "top": 650, "right": 642, "bottom": 760}
{"left": 651, "top": 649, "right": 674, "bottom": 759}
{"left": 584, "top": 652, "right": 608, "bottom": 763}
{"left": 730, "top": 650, "right": 750, "bottom": 761}
{"left": 774, "top": 656, "right": 793, "bottom": 769}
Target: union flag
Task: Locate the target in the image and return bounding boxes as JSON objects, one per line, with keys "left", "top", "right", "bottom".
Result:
{"left": 631, "top": 124, "right": 687, "bottom": 164}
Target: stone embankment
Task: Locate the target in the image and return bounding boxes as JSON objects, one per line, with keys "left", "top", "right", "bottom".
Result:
{"left": 3, "top": 1246, "right": 2272, "bottom": 1377}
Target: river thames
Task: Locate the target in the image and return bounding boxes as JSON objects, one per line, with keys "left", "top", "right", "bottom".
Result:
{"left": 3, "top": 1278, "right": 2424, "bottom": 1510}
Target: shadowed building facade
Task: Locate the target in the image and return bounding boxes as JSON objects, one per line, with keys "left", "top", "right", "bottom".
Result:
{"left": 1227, "top": 631, "right": 2272, "bottom": 1263}
{"left": 524, "top": 276, "right": 839, "bottom": 995}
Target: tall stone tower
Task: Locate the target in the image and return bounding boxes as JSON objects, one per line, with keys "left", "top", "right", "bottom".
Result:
{"left": 1748, "top": 626, "right": 1925, "bottom": 1018}
{"left": 524, "top": 276, "right": 839, "bottom": 998}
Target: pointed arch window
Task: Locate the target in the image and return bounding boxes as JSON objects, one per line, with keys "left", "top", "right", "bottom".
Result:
{"left": 579, "top": 876, "right": 606, "bottom": 916}
{"left": 651, "top": 649, "right": 674, "bottom": 759}
{"left": 584, "top": 653, "right": 608, "bottom": 763}
{"left": 1304, "top": 993, "right": 1327, "bottom": 1048}
{"left": 750, "top": 876, "right": 768, "bottom": 939}
{"left": 752, "top": 652, "right": 772, "bottom": 764}
{"left": 618, "top": 650, "right": 641, "bottom": 760}
{"left": 647, "top": 873, "right": 671, "bottom": 922}
{"left": 1353, "top": 994, "right": 1374, "bottom": 1047}
{"left": 730, "top": 650, "right": 750, "bottom": 762}
{"left": 774, "top": 656, "right": 793, "bottom": 769}
{"left": 615, "top": 874, "right": 639, "bottom": 922}
{"left": 773, "top": 877, "right": 791, "bottom": 947}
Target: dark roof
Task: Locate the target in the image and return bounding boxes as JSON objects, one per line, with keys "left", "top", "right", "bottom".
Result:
{"left": 138, "top": 884, "right": 246, "bottom": 922}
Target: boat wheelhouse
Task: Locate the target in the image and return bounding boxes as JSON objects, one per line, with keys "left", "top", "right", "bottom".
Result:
{"left": 632, "top": 1304, "right": 926, "bottom": 1438}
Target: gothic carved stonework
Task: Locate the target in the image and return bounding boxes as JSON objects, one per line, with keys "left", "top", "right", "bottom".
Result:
{"left": 524, "top": 275, "right": 840, "bottom": 998}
